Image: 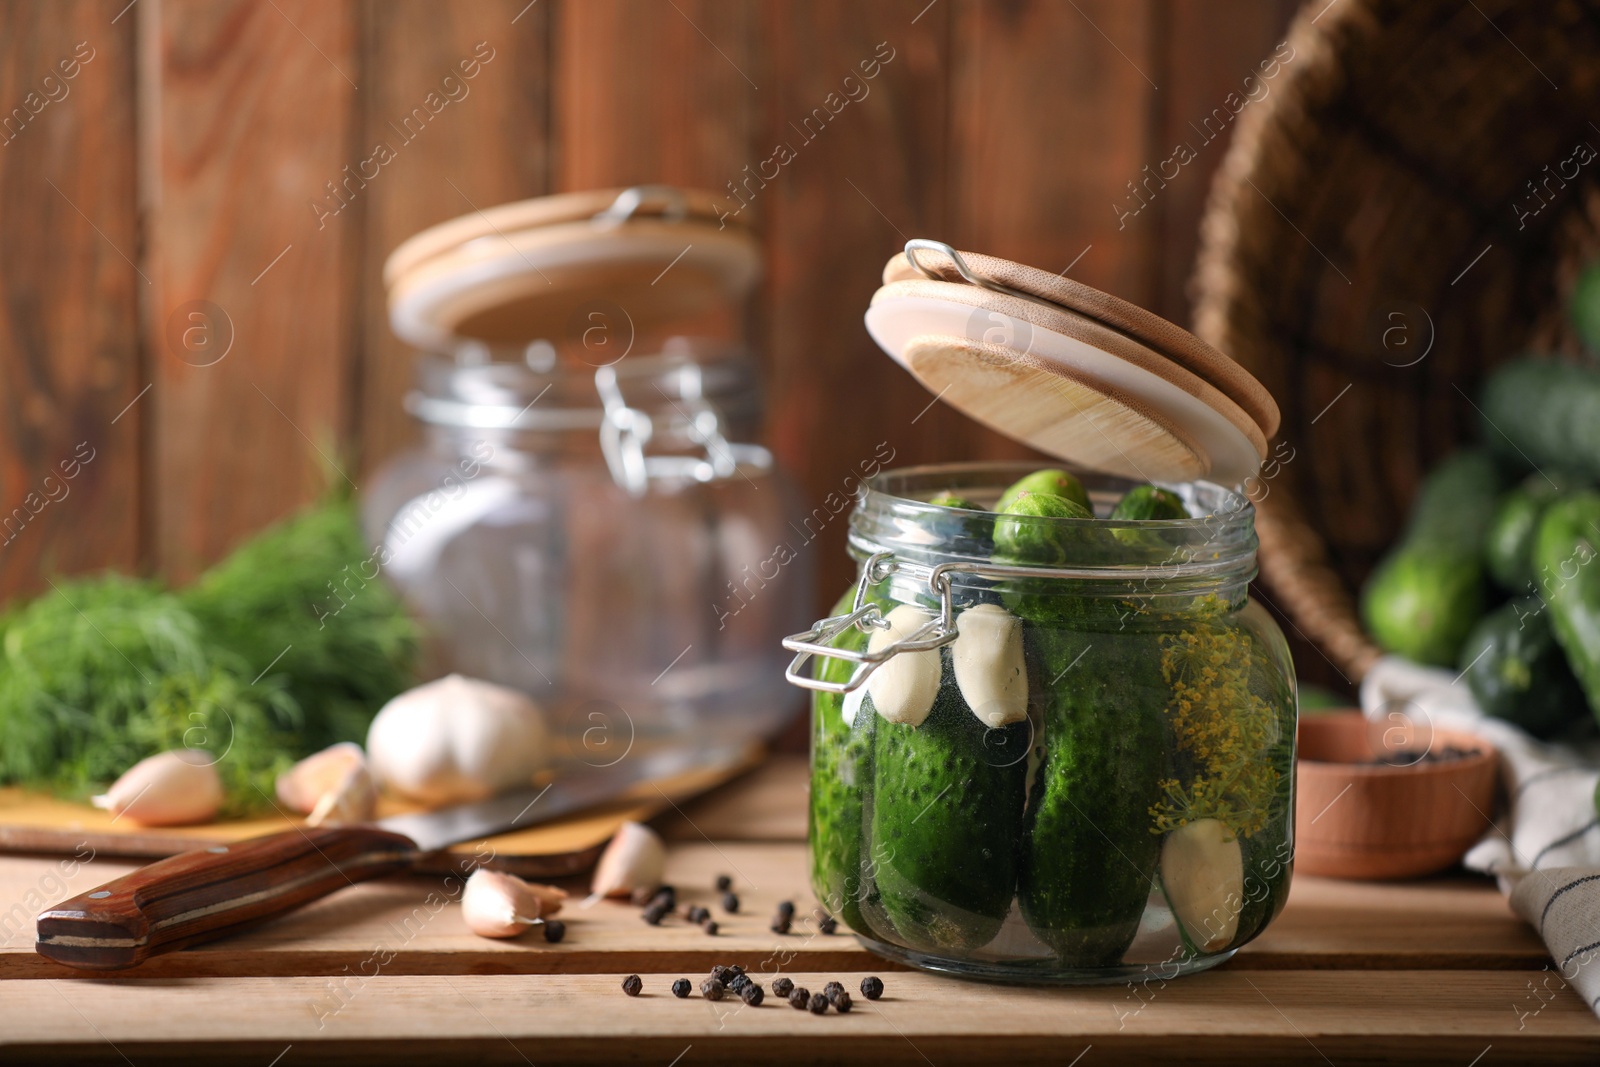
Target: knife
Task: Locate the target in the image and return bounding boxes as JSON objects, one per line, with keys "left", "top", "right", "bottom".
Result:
{"left": 36, "top": 745, "right": 744, "bottom": 971}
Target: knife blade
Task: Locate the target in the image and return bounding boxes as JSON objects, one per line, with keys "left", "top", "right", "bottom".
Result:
{"left": 35, "top": 744, "right": 746, "bottom": 971}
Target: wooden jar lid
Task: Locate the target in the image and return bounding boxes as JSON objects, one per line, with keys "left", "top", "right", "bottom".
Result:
{"left": 385, "top": 187, "right": 760, "bottom": 351}
{"left": 866, "top": 241, "right": 1276, "bottom": 486}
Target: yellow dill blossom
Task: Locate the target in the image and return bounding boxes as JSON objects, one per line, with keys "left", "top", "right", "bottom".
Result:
{"left": 1149, "top": 599, "right": 1280, "bottom": 838}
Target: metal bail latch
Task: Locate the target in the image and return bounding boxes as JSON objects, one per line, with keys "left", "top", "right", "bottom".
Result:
{"left": 595, "top": 361, "right": 774, "bottom": 497}
{"left": 781, "top": 552, "right": 960, "bottom": 694}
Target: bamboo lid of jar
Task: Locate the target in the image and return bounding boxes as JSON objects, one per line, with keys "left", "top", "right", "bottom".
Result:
{"left": 866, "top": 241, "right": 1275, "bottom": 486}
{"left": 385, "top": 187, "right": 760, "bottom": 351}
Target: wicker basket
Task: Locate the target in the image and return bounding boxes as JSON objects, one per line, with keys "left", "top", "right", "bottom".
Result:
{"left": 1193, "top": 0, "right": 1600, "bottom": 684}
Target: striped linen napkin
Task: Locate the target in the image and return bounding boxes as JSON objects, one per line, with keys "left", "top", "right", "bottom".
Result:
{"left": 1361, "top": 657, "right": 1600, "bottom": 1018}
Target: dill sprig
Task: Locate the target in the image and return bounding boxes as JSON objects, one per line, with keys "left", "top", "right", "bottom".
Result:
{"left": 0, "top": 501, "right": 416, "bottom": 814}
{"left": 1149, "top": 600, "right": 1282, "bottom": 838}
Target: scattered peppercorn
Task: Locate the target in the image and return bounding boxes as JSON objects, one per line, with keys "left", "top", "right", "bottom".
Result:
{"left": 672, "top": 978, "right": 691, "bottom": 998}
{"left": 788, "top": 986, "right": 810, "bottom": 1010}
{"left": 776, "top": 900, "right": 795, "bottom": 919}
{"left": 808, "top": 992, "right": 829, "bottom": 1014}
{"left": 823, "top": 981, "right": 845, "bottom": 1004}
{"left": 740, "top": 983, "right": 764, "bottom": 1007}
{"left": 710, "top": 964, "right": 731, "bottom": 981}
{"left": 703, "top": 920, "right": 719, "bottom": 936}
{"left": 770, "top": 914, "right": 792, "bottom": 935}
{"left": 542, "top": 919, "right": 566, "bottom": 944}
{"left": 649, "top": 887, "right": 676, "bottom": 912}
{"left": 834, "top": 992, "right": 853, "bottom": 1013}
{"left": 860, "top": 976, "right": 884, "bottom": 1000}
{"left": 642, "top": 902, "right": 669, "bottom": 925}
{"left": 622, "top": 974, "right": 643, "bottom": 997}
{"left": 685, "top": 905, "right": 709, "bottom": 924}
{"left": 728, "top": 974, "right": 752, "bottom": 995}
{"left": 715, "top": 874, "right": 732, "bottom": 892}
{"left": 817, "top": 913, "right": 838, "bottom": 935}
{"left": 700, "top": 978, "right": 725, "bottom": 1001}
{"left": 772, "top": 977, "right": 794, "bottom": 998}
{"left": 725, "top": 964, "right": 745, "bottom": 977}
{"left": 722, "top": 891, "right": 740, "bottom": 914}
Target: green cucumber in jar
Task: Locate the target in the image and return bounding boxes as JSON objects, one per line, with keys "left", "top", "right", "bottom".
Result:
{"left": 995, "top": 469, "right": 1092, "bottom": 516}
{"left": 869, "top": 630, "right": 1028, "bottom": 952}
{"left": 1109, "top": 485, "right": 1188, "bottom": 521}
{"left": 808, "top": 591, "right": 882, "bottom": 938}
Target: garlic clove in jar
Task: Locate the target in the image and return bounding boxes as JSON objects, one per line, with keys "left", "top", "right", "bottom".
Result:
{"left": 305, "top": 759, "right": 379, "bottom": 827}
{"left": 951, "top": 604, "right": 1029, "bottom": 728}
{"left": 276, "top": 741, "right": 368, "bottom": 815}
{"left": 867, "top": 605, "right": 941, "bottom": 727}
{"left": 367, "top": 674, "right": 549, "bottom": 806}
{"left": 839, "top": 684, "right": 868, "bottom": 728}
{"left": 1159, "top": 818, "right": 1244, "bottom": 953}
{"left": 91, "top": 749, "right": 224, "bottom": 827}
{"left": 461, "top": 868, "right": 554, "bottom": 939}
{"left": 589, "top": 821, "right": 666, "bottom": 901}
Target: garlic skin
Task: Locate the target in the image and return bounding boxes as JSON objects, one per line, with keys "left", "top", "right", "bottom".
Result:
{"left": 461, "top": 869, "right": 564, "bottom": 939}
{"left": 367, "top": 674, "right": 548, "bottom": 805}
{"left": 1160, "top": 818, "right": 1244, "bottom": 952}
{"left": 91, "top": 750, "right": 224, "bottom": 827}
{"left": 867, "top": 605, "right": 942, "bottom": 727}
{"left": 306, "top": 760, "right": 378, "bottom": 827}
{"left": 951, "top": 604, "right": 1028, "bottom": 727}
{"left": 589, "top": 821, "right": 666, "bottom": 900}
{"left": 276, "top": 742, "right": 367, "bottom": 814}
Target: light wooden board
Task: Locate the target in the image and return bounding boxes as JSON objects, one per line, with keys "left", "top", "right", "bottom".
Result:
{"left": 0, "top": 749, "right": 762, "bottom": 877}
{"left": 1, "top": 970, "right": 1594, "bottom": 1065}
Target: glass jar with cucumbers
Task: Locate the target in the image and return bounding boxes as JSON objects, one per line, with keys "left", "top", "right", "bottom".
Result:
{"left": 784, "top": 242, "right": 1296, "bottom": 983}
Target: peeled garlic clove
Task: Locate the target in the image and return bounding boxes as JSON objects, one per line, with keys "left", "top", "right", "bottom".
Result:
{"left": 867, "top": 605, "right": 941, "bottom": 727}
{"left": 461, "top": 868, "right": 547, "bottom": 939}
{"left": 91, "top": 749, "right": 223, "bottom": 827}
{"left": 839, "top": 684, "right": 867, "bottom": 728}
{"left": 1160, "top": 818, "right": 1244, "bottom": 952}
{"left": 952, "top": 604, "right": 1028, "bottom": 727}
{"left": 305, "top": 760, "right": 378, "bottom": 827}
{"left": 589, "top": 821, "right": 665, "bottom": 900}
{"left": 276, "top": 741, "right": 367, "bottom": 815}
{"left": 367, "top": 674, "right": 549, "bottom": 806}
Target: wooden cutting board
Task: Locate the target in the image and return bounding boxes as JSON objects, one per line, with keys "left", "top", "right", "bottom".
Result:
{"left": 0, "top": 745, "right": 762, "bottom": 877}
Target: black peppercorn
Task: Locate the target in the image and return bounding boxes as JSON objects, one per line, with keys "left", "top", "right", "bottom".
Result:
{"left": 817, "top": 913, "right": 838, "bottom": 935}
{"left": 834, "top": 992, "right": 853, "bottom": 1013}
{"left": 772, "top": 977, "right": 794, "bottom": 998}
{"left": 672, "top": 978, "right": 691, "bottom": 998}
{"left": 770, "top": 914, "right": 792, "bottom": 935}
{"left": 622, "top": 974, "right": 643, "bottom": 997}
{"left": 860, "top": 976, "right": 884, "bottom": 1000}
{"left": 722, "top": 891, "right": 740, "bottom": 914}
{"left": 727, "top": 974, "right": 751, "bottom": 995}
{"left": 542, "top": 919, "right": 566, "bottom": 944}
{"left": 788, "top": 986, "right": 810, "bottom": 1009}
{"left": 740, "top": 983, "right": 764, "bottom": 1007}
{"left": 715, "top": 874, "right": 732, "bottom": 892}
{"left": 686, "top": 905, "right": 708, "bottom": 924}
{"left": 700, "top": 978, "right": 725, "bottom": 1001}
{"left": 642, "top": 902, "right": 669, "bottom": 925}
{"left": 703, "top": 920, "right": 719, "bottom": 936}
{"left": 725, "top": 964, "right": 745, "bottom": 977}
{"left": 649, "top": 887, "right": 676, "bottom": 912}
{"left": 710, "top": 964, "right": 731, "bottom": 981}
{"left": 823, "top": 981, "right": 844, "bottom": 1004}
{"left": 808, "top": 992, "right": 829, "bottom": 1014}
{"left": 776, "top": 900, "right": 795, "bottom": 919}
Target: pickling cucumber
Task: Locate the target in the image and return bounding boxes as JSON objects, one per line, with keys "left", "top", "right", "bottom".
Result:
{"left": 870, "top": 652, "right": 1028, "bottom": 952}
{"left": 808, "top": 591, "right": 881, "bottom": 937}
{"left": 996, "top": 469, "right": 1092, "bottom": 516}
{"left": 1480, "top": 360, "right": 1600, "bottom": 480}
{"left": 1458, "top": 597, "right": 1587, "bottom": 738}
{"left": 1110, "top": 485, "right": 1188, "bottom": 521}
{"left": 1486, "top": 470, "right": 1588, "bottom": 593}
{"left": 1534, "top": 493, "right": 1600, "bottom": 725}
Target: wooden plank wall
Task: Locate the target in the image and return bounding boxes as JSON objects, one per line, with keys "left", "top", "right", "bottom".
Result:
{"left": 0, "top": 0, "right": 1305, "bottom": 655}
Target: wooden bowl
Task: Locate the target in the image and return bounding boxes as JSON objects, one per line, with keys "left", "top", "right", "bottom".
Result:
{"left": 1294, "top": 712, "right": 1498, "bottom": 880}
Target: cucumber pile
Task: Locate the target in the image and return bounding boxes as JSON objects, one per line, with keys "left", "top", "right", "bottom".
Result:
{"left": 807, "top": 469, "right": 1296, "bottom": 968}
{"left": 1359, "top": 357, "right": 1600, "bottom": 738}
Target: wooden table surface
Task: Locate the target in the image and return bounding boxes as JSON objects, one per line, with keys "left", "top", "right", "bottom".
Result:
{"left": 1, "top": 756, "right": 1596, "bottom": 1065}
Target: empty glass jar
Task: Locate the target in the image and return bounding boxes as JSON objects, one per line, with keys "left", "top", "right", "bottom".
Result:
{"left": 788, "top": 462, "right": 1297, "bottom": 983}
{"left": 367, "top": 340, "right": 811, "bottom": 754}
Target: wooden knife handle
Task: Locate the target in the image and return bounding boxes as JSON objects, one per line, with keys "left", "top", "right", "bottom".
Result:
{"left": 35, "top": 826, "right": 417, "bottom": 970}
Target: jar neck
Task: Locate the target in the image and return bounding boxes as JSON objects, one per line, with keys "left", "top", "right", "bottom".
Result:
{"left": 848, "top": 462, "right": 1258, "bottom": 603}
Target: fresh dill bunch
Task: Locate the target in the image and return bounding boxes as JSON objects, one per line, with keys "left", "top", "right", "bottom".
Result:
{"left": 1149, "top": 599, "right": 1282, "bottom": 838}
{"left": 181, "top": 498, "right": 419, "bottom": 755}
{"left": 0, "top": 575, "right": 301, "bottom": 812}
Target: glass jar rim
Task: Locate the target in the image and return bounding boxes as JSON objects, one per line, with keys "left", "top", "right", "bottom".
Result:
{"left": 847, "top": 461, "right": 1257, "bottom": 586}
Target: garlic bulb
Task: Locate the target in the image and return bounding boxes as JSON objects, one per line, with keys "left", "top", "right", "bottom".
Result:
{"left": 461, "top": 869, "right": 566, "bottom": 939}
{"left": 867, "top": 605, "right": 941, "bottom": 727}
{"left": 91, "top": 750, "right": 223, "bottom": 827}
{"left": 366, "top": 674, "right": 548, "bottom": 805}
{"left": 589, "top": 821, "right": 666, "bottom": 900}
{"left": 276, "top": 742, "right": 367, "bottom": 814}
{"left": 1159, "top": 818, "right": 1244, "bottom": 952}
{"left": 951, "top": 604, "right": 1028, "bottom": 727}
